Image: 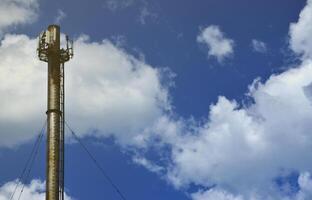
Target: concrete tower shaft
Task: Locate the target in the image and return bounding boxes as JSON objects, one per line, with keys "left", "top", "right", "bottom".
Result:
{"left": 37, "top": 24, "right": 73, "bottom": 200}
{"left": 46, "top": 25, "right": 61, "bottom": 200}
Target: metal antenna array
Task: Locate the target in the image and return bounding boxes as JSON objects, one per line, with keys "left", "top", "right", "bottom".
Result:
{"left": 37, "top": 25, "right": 73, "bottom": 200}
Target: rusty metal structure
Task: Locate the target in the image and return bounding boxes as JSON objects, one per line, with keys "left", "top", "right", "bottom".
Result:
{"left": 37, "top": 25, "right": 73, "bottom": 200}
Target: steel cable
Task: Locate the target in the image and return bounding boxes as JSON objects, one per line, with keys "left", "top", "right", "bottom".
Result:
{"left": 65, "top": 121, "right": 127, "bottom": 200}
{"left": 9, "top": 120, "right": 46, "bottom": 200}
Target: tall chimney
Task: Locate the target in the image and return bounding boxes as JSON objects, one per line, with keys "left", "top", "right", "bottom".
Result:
{"left": 37, "top": 25, "right": 73, "bottom": 200}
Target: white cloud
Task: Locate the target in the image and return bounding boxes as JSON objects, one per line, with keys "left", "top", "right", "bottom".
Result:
{"left": 295, "top": 172, "right": 312, "bottom": 200}
{"left": 197, "top": 25, "right": 234, "bottom": 62}
{"left": 0, "top": 0, "right": 38, "bottom": 34}
{"left": 153, "top": 60, "right": 312, "bottom": 199}
{"left": 0, "top": 34, "right": 45, "bottom": 147}
{"left": 251, "top": 39, "right": 267, "bottom": 53}
{"left": 191, "top": 189, "right": 243, "bottom": 200}
{"left": 132, "top": 156, "right": 164, "bottom": 173}
{"left": 134, "top": 1, "right": 312, "bottom": 198}
{"left": 190, "top": 172, "right": 312, "bottom": 200}
{"left": 289, "top": 0, "right": 312, "bottom": 59}
{"left": 0, "top": 33, "right": 171, "bottom": 148}
{"left": 0, "top": 179, "right": 73, "bottom": 200}
{"left": 54, "top": 9, "right": 66, "bottom": 24}
{"left": 65, "top": 36, "right": 171, "bottom": 147}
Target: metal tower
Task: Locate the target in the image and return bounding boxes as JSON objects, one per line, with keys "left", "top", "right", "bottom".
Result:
{"left": 37, "top": 25, "right": 73, "bottom": 200}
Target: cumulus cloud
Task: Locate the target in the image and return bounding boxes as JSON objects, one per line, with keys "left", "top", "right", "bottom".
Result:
{"left": 133, "top": 1, "right": 312, "bottom": 199}
{"left": 0, "top": 179, "right": 72, "bottom": 200}
{"left": 190, "top": 172, "right": 312, "bottom": 200}
{"left": 197, "top": 25, "right": 234, "bottom": 62}
{"left": 0, "top": 33, "right": 171, "bottom": 148}
{"left": 0, "top": 0, "right": 38, "bottom": 34}
{"left": 251, "top": 39, "right": 267, "bottom": 53}
{"left": 289, "top": 0, "right": 312, "bottom": 59}
{"left": 295, "top": 172, "right": 312, "bottom": 200}
{"left": 147, "top": 60, "right": 312, "bottom": 199}
{"left": 65, "top": 36, "right": 171, "bottom": 147}
{"left": 191, "top": 188, "right": 243, "bottom": 200}
{"left": 0, "top": 34, "right": 45, "bottom": 147}
{"left": 167, "top": 60, "right": 312, "bottom": 189}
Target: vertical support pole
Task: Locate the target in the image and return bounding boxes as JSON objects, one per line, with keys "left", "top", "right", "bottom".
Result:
{"left": 38, "top": 24, "right": 72, "bottom": 200}
{"left": 59, "top": 62, "right": 65, "bottom": 200}
{"left": 46, "top": 25, "right": 61, "bottom": 200}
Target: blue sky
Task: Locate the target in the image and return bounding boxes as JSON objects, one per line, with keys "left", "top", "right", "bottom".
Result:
{"left": 1, "top": 0, "right": 312, "bottom": 200}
